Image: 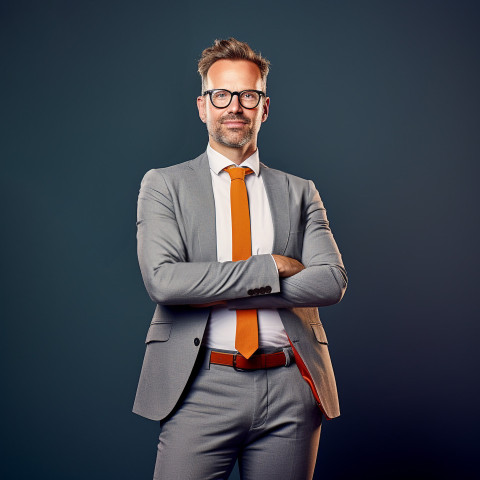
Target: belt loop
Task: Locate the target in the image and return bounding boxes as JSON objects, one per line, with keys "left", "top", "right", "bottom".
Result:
{"left": 283, "top": 347, "right": 294, "bottom": 367}
{"left": 232, "top": 353, "right": 238, "bottom": 370}
{"left": 203, "top": 347, "right": 211, "bottom": 370}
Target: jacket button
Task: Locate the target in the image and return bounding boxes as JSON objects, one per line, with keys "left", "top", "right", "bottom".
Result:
{"left": 194, "top": 338, "right": 200, "bottom": 346}
{"left": 253, "top": 288, "right": 260, "bottom": 295}
{"left": 247, "top": 289, "right": 254, "bottom": 296}
{"left": 259, "top": 287, "right": 266, "bottom": 295}
{"left": 265, "top": 286, "right": 272, "bottom": 293}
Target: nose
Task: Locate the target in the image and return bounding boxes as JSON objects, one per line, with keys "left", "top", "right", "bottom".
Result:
{"left": 227, "top": 93, "right": 243, "bottom": 114}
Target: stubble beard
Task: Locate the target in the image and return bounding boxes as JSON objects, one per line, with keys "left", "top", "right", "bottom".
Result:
{"left": 209, "top": 120, "right": 255, "bottom": 149}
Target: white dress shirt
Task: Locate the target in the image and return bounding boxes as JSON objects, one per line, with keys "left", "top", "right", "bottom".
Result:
{"left": 202, "top": 144, "right": 289, "bottom": 350}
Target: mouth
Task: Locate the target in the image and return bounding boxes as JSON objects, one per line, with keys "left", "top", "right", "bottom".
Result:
{"left": 222, "top": 119, "right": 248, "bottom": 128}
{"left": 221, "top": 116, "right": 249, "bottom": 127}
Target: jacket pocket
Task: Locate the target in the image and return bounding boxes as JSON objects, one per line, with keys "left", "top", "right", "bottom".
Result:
{"left": 311, "top": 323, "right": 328, "bottom": 345}
{"left": 145, "top": 322, "right": 172, "bottom": 344}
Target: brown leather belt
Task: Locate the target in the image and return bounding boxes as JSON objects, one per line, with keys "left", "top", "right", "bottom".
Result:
{"left": 210, "top": 350, "right": 290, "bottom": 370}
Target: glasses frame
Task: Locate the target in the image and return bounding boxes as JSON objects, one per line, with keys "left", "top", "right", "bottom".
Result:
{"left": 203, "top": 89, "right": 266, "bottom": 109}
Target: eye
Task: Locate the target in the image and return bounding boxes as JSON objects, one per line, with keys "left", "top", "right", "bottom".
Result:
{"left": 213, "top": 90, "right": 229, "bottom": 99}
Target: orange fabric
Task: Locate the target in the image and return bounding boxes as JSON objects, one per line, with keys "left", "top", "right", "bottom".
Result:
{"left": 287, "top": 336, "right": 331, "bottom": 419}
{"left": 225, "top": 166, "right": 258, "bottom": 359}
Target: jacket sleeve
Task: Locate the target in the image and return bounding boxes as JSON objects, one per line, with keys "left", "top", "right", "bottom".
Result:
{"left": 226, "top": 180, "right": 347, "bottom": 309}
{"left": 136, "top": 169, "right": 280, "bottom": 305}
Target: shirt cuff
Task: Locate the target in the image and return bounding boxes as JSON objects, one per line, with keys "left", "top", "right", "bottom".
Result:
{"left": 270, "top": 254, "right": 279, "bottom": 275}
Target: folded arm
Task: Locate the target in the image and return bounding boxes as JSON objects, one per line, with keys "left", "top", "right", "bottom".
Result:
{"left": 136, "top": 169, "right": 280, "bottom": 305}
{"left": 226, "top": 180, "right": 347, "bottom": 310}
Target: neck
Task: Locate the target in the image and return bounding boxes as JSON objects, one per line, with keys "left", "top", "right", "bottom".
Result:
{"left": 209, "top": 138, "right": 257, "bottom": 165}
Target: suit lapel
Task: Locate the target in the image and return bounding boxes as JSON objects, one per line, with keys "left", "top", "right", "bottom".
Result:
{"left": 260, "top": 163, "right": 290, "bottom": 255}
{"left": 188, "top": 152, "right": 217, "bottom": 261}
{"left": 187, "top": 154, "right": 290, "bottom": 260}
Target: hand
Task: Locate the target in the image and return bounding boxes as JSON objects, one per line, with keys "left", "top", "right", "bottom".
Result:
{"left": 272, "top": 255, "right": 305, "bottom": 278}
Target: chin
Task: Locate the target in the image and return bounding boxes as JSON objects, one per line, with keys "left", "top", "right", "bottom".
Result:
{"left": 213, "top": 134, "right": 248, "bottom": 148}
{"left": 219, "top": 140, "right": 247, "bottom": 149}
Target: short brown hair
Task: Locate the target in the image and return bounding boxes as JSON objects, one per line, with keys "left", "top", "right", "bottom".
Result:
{"left": 198, "top": 38, "right": 270, "bottom": 94}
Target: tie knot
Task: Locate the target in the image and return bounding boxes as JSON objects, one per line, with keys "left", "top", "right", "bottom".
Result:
{"left": 224, "top": 165, "right": 254, "bottom": 181}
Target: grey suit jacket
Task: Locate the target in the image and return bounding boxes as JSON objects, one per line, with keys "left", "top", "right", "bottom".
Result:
{"left": 133, "top": 152, "right": 347, "bottom": 420}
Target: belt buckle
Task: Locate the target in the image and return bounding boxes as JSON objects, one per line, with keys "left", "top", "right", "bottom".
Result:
{"left": 232, "top": 353, "right": 247, "bottom": 372}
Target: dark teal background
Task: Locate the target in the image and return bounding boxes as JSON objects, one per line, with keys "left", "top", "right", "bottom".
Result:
{"left": 1, "top": 1, "right": 479, "bottom": 478}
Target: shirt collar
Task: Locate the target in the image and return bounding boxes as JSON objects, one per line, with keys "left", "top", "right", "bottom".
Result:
{"left": 207, "top": 143, "right": 260, "bottom": 176}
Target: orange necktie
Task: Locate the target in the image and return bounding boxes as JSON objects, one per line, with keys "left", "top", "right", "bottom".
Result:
{"left": 225, "top": 165, "right": 258, "bottom": 359}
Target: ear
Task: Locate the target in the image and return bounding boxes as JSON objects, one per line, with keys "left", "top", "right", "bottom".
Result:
{"left": 197, "top": 96, "right": 207, "bottom": 123}
{"left": 261, "top": 96, "right": 270, "bottom": 123}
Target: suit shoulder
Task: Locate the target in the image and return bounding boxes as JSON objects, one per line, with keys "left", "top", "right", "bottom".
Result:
{"left": 141, "top": 152, "right": 206, "bottom": 184}
{"left": 143, "top": 159, "right": 193, "bottom": 178}
{"left": 261, "top": 163, "right": 314, "bottom": 191}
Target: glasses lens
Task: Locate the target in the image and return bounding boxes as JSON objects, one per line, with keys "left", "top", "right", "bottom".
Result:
{"left": 240, "top": 91, "right": 260, "bottom": 108}
{"left": 211, "top": 90, "right": 231, "bottom": 107}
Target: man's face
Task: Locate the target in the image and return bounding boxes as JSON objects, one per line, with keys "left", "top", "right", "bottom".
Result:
{"left": 197, "top": 59, "right": 269, "bottom": 149}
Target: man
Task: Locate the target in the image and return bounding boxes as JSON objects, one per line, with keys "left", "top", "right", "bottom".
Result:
{"left": 133, "top": 38, "right": 347, "bottom": 480}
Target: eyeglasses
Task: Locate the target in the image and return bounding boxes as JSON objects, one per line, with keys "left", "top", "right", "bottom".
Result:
{"left": 203, "top": 89, "right": 265, "bottom": 109}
